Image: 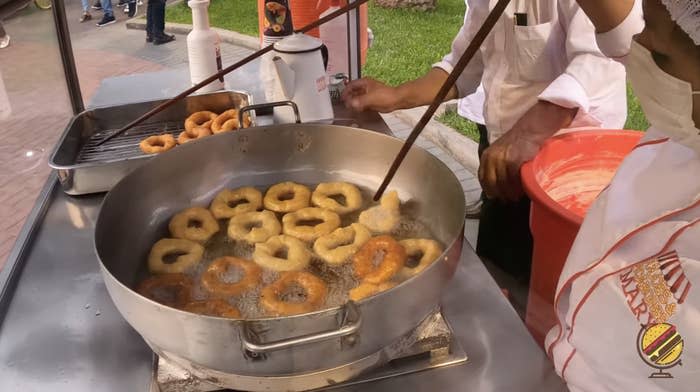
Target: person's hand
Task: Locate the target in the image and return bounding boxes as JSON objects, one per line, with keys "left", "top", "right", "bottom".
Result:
{"left": 341, "top": 78, "right": 401, "bottom": 113}
{"left": 478, "top": 101, "right": 578, "bottom": 202}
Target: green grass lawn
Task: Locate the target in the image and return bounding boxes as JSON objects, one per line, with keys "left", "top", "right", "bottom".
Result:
{"left": 166, "top": 0, "right": 260, "bottom": 37}
{"left": 166, "top": 0, "right": 648, "bottom": 139}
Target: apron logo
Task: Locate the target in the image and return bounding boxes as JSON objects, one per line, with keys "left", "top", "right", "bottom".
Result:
{"left": 619, "top": 250, "right": 690, "bottom": 378}
{"left": 636, "top": 323, "right": 684, "bottom": 378}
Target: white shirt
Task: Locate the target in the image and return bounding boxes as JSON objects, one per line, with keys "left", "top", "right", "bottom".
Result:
{"left": 434, "top": 0, "right": 628, "bottom": 142}
{"left": 547, "top": 3, "right": 700, "bottom": 391}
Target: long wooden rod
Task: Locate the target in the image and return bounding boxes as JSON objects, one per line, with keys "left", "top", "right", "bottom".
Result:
{"left": 97, "top": 0, "right": 370, "bottom": 146}
{"left": 373, "top": 0, "right": 512, "bottom": 201}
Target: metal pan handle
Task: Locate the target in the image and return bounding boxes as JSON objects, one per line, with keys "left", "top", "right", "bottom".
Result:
{"left": 242, "top": 301, "right": 362, "bottom": 354}
{"left": 238, "top": 100, "right": 301, "bottom": 125}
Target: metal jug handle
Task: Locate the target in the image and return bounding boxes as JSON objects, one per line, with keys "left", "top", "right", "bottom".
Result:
{"left": 239, "top": 100, "right": 301, "bottom": 125}
{"left": 241, "top": 301, "right": 362, "bottom": 354}
{"left": 320, "top": 44, "right": 329, "bottom": 71}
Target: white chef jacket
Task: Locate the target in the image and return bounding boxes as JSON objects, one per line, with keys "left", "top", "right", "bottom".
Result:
{"left": 434, "top": 0, "right": 628, "bottom": 142}
{"left": 546, "top": 3, "right": 700, "bottom": 391}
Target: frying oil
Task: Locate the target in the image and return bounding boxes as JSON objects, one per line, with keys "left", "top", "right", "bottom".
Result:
{"left": 139, "top": 184, "right": 441, "bottom": 319}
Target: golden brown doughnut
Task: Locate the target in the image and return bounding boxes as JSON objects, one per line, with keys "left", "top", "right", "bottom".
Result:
{"left": 137, "top": 273, "right": 193, "bottom": 307}
{"left": 282, "top": 207, "right": 341, "bottom": 242}
{"left": 201, "top": 256, "right": 262, "bottom": 298}
{"left": 184, "top": 111, "right": 217, "bottom": 132}
{"left": 311, "top": 182, "right": 364, "bottom": 214}
{"left": 358, "top": 190, "right": 401, "bottom": 233}
{"left": 169, "top": 207, "right": 220, "bottom": 243}
{"left": 348, "top": 281, "right": 396, "bottom": 302}
{"left": 313, "top": 223, "right": 371, "bottom": 265}
{"left": 263, "top": 182, "right": 311, "bottom": 213}
{"left": 177, "top": 126, "right": 212, "bottom": 144}
{"left": 210, "top": 187, "right": 263, "bottom": 219}
{"left": 181, "top": 299, "right": 241, "bottom": 318}
{"left": 399, "top": 239, "right": 443, "bottom": 278}
{"left": 253, "top": 234, "right": 311, "bottom": 271}
{"left": 139, "top": 134, "right": 176, "bottom": 154}
{"left": 211, "top": 109, "right": 241, "bottom": 134}
{"left": 352, "top": 235, "right": 406, "bottom": 284}
{"left": 148, "top": 238, "right": 205, "bottom": 274}
{"left": 227, "top": 210, "right": 281, "bottom": 243}
{"left": 260, "top": 271, "right": 328, "bottom": 316}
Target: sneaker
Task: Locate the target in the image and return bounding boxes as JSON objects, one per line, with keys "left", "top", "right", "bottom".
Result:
{"left": 0, "top": 34, "right": 10, "bottom": 49}
{"left": 146, "top": 34, "right": 153, "bottom": 43}
{"left": 91, "top": 1, "right": 102, "bottom": 9}
{"left": 153, "top": 33, "right": 175, "bottom": 45}
{"left": 125, "top": 1, "right": 137, "bottom": 17}
{"left": 96, "top": 14, "right": 116, "bottom": 27}
{"left": 79, "top": 12, "right": 92, "bottom": 22}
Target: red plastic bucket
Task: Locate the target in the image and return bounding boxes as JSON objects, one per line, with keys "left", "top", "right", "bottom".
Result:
{"left": 521, "top": 129, "right": 643, "bottom": 347}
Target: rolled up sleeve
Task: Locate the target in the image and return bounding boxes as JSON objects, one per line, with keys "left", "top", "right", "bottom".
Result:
{"left": 538, "top": 0, "right": 628, "bottom": 128}
{"left": 432, "top": 0, "right": 486, "bottom": 98}
{"left": 596, "top": 0, "right": 644, "bottom": 59}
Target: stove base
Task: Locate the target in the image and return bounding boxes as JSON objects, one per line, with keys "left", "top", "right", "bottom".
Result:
{"left": 151, "top": 312, "right": 468, "bottom": 392}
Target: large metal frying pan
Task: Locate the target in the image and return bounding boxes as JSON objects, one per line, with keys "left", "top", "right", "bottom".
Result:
{"left": 94, "top": 124, "right": 466, "bottom": 389}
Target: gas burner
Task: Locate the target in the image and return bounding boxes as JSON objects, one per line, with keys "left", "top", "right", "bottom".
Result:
{"left": 150, "top": 311, "right": 467, "bottom": 392}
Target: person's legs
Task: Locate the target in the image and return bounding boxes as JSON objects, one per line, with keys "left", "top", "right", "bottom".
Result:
{"left": 146, "top": 0, "right": 155, "bottom": 40}
{"left": 0, "top": 22, "right": 9, "bottom": 49}
{"left": 475, "top": 124, "right": 534, "bottom": 282}
{"left": 97, "top": 0, "right": 116, "bottom": 26}
{"left": 80, "top": 0, "right": 92, "bottom": 22}
{"left": 150, "top": 0, "right": 174, "bottom": 45}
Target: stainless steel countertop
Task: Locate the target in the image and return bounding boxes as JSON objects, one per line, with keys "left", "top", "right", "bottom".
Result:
{"left": 0, "top": 68, "right": 566, "bottom": 391}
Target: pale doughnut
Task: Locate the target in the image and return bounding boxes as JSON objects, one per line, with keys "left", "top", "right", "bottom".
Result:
{"left": 211, "top": 109, "right": 241, "bottom": 134}
{"left": 228, "top": 210, "right": 281, "bottom": 243}
{"left": 358, "top": 190, "right": 401, "bottom": 233}
{"left": 148, "top": 238, "right": 205, "bottom": 274}
{"left": 348, "top": 281, "right": 396, "bottom": 302}
{"left": 263, "top": 182, "right": 311, "bottom": 213}
{"left": 210, "top": 187, "right": 263, "bottom": 219}
{"left": 169, "top": 207, "right": 220, "bottom": 243}
{"left": 282, "top": 207, "right": 341, "bottom": 242}
{"left": 313, "top": 223, "right": 371, "bottom": 265}
{"left": 253, "top": 234, "right": 311, "bottom": 272}
{"left": 311, "top": 182, "right": 363, "bottom": 214}
{"left": 399, "top": 239, "right": 443, "bottom": 277}
{"left": 178, "top": 126, "right": 212, "bottom": 144}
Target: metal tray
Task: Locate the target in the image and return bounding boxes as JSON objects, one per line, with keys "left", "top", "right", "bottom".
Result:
{"left": 49, "top": 90, "right": 253, "bottom": 195}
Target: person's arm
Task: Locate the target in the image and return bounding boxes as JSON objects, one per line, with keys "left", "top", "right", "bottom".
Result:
{"left": 342, "top": 0, "right": 486, "bottom": 112}
{"left": 575, "top": 0, "right": 635, "bottom": 33}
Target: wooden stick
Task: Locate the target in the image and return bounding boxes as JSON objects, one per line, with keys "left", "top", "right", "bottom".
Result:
{"left": 373, "top": 0, "right": 512, "bottom": 201}
{"left": 96, "top": 0, "right": 370, "bottom": 146}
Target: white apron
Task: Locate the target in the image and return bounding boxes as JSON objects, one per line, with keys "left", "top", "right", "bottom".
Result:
{"left": 545, "top": 128, "right": 700, "bottom": 391}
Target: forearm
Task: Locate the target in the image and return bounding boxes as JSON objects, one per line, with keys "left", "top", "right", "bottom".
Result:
{"left": 394, "top": 68, "right": 458, "bottom": 110}
{"left": 575, "top": 0, "right": 635, "bottom": 33}
{"left": 514, "top": 101, "right": 578, "bottom": 144}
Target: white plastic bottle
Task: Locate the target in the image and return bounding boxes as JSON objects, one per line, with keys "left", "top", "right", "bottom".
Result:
{"left": 318, "top": 0, "right": 349, "bottom": 76}
{"left": 187, "top": 0, "right": 224, "bottom": 93}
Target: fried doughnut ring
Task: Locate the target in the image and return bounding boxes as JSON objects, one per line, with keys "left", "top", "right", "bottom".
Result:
{"left": 210, "top": 187, "right": 263, "bottom": 219}
{"left": 399, "top": 239, "right": 444, "bottom": 278}
{"left": 282, "top": 207, "right": 341, "bottom": 242}
{"left": 352, "top": 235, "right": 406, "bottom": 284}
{"left": 139, "top": 134, "right": 176, "bottom": 154}
{"left": 211, "top": 109, "right": 241, "bottom": 134}
{"left": 228, "top": 210, "right": 281, "bottom": 243}
{"left": 148, "top": 238, "right": 205, "bottom": 274}
{"left": 260, "top": 271, "right": 328, "bottom": 316}
{"left": 313, "top": 223, "right": 371, "bottom": 265}
{"left": 185, "top": 111, "right": 217, "bottom": 132}
{"left": 137, "top": 273, "right": 193, "bottom": 307}
{"left": 253, "top": 234, "right": 311, "bottom": 271}
{"left": 169, "top": 207, "right": 220, "bottom": 243}
{"left": 263, "top": 182, "right": 311, "bottom": 213}
{"left": 311, "top": 182, "right": 364, "bottom": 214}
{"left": 201, "top": 256, "right": 262, "bottom": 297}
{"left": 177, "top": 126, "right": 212, "bottom": 144}
{"left": 358, "top": 190, "right": 401, "bottom": 233}
{"left": 181, "top": 299, "right": 241, "bottom": 318}
{"left": 349, "top": 281, "right": 396, "bottom": 302}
